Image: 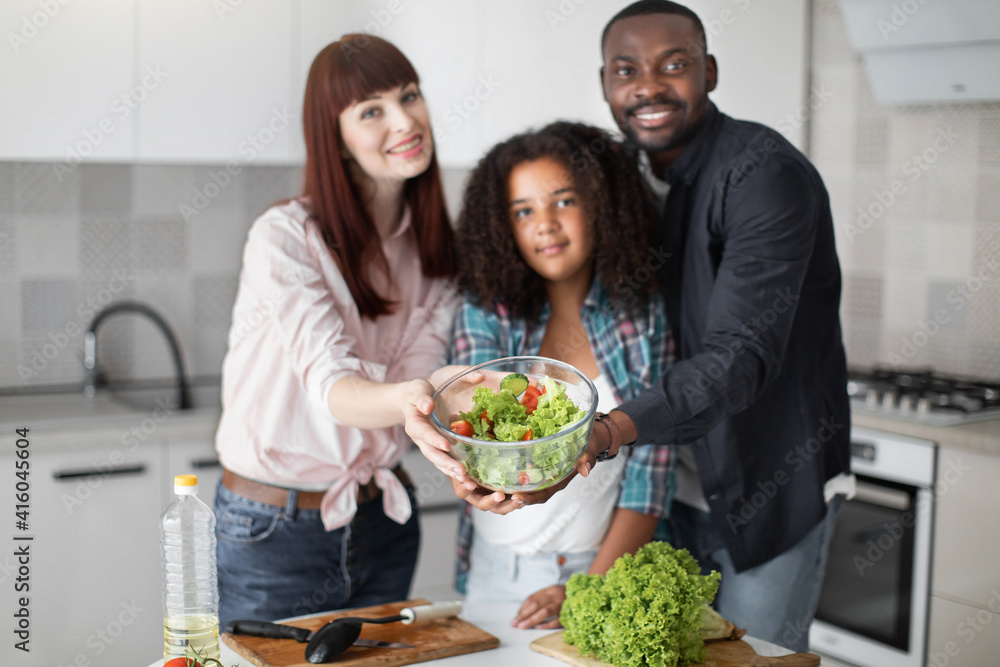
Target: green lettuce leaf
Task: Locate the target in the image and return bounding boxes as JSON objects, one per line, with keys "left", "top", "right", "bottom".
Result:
{"left": 561, "top": 541, "right": 722, "bottom": 667}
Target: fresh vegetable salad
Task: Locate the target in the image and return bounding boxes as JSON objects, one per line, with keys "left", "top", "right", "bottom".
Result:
{"left": 447, "top": 374, "right": 585, "bottom": 490}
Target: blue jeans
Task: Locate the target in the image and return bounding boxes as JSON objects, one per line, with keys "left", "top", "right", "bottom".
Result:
{"left": 465, "top": 536, "right": 597, "bottom": 603}
{"left": 670, "top": 496, "right": 843, "bottom": 652}
{"left": 214, "top": 479, "right": 420, "bottom": 630}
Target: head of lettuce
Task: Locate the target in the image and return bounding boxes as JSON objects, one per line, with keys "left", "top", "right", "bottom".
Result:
{"left": 560, "top": 541, "right": 741, "bottom": 667}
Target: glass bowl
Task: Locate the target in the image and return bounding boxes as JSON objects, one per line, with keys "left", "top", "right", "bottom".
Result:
{"left": 429, "top": 356, "right": 598, "bottom": 493}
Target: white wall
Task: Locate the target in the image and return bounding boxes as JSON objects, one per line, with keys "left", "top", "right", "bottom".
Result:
{"left": 327, "top": 0, "right": 809, "bottom": 168}
{"left": 0, "top": 0, "right": 808, "bottom": 166}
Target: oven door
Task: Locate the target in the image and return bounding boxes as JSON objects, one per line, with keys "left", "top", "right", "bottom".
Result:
{"left": 811, "top": 475, "right": 932, "bottom": 667}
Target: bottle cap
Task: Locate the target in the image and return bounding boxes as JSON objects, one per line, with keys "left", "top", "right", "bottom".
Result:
{"left": 174, "top": 474, "right": 198, "bottom": 495}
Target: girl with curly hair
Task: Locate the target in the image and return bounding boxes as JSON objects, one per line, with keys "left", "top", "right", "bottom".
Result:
{"left": 449, "top": 122, "right": 676, "bottom": 628}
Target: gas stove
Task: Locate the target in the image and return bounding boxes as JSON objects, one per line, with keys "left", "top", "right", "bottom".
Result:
{"left": 848, "top": 367, "right": 1000, "bottom": 427}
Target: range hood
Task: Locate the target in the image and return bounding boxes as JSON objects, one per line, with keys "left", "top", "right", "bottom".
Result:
{"left": 838, "top": 0, "right": 1000, "bottom": 105}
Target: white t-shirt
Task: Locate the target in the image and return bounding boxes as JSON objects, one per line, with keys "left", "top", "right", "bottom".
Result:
{"left": 472, "top": 374, "right": 626, "bottom": 555}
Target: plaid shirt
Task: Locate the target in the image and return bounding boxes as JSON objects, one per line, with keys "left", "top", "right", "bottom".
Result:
{"left": 450, "top": 279, "right": 675, "bottom": 592}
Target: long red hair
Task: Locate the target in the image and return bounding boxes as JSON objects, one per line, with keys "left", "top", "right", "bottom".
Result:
{"left": 301, "top": 34, "right": 454, "bottom": 318}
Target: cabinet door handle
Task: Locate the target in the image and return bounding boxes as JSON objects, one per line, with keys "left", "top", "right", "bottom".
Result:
{"left": 190, "top": 458, "right": 220, "bottom": 469}
{"left": 52, "top": 464, "right": 147, "bottom": 481}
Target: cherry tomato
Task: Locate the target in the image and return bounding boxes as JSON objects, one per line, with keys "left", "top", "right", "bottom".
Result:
{"left": 521, "top": 428, "right": 533, "bottom": 441}
{"left": 518, "top": 471, "right": 530, "bottom": 485}
{"left": 164, "top": 659, "right": 201, "bottom": 667}
{"left": 540, "top": 384, "right": 546, "bottom": 394}
{"left": 480, "top": 409, "right": 493, "bottom": 428}
{"left": 450, "top": 419, "right": 474, "bottom": 437}
{"left": 521, "top": 386, "right": 541, "bottom": 414}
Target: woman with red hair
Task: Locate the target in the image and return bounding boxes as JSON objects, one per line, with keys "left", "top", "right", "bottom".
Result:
{"left": 214, "top": 35, "right": 456, "bottom": 627}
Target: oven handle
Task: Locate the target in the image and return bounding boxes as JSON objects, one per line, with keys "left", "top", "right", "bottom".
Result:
{"left": 853, "top": 479, "right": 912, "bottom": 510}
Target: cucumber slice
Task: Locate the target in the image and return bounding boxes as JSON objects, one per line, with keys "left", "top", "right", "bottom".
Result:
{"left": 499, "top": 373, "right": 529, "bottom": 396}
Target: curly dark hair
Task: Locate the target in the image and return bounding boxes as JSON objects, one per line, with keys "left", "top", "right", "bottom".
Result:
{"left": 456, "top": 121, "right": 660, "bottom": 320}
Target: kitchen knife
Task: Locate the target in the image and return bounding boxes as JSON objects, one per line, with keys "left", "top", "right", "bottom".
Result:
{"left": 225, "top": 619, "right": 414, "bottom": 648}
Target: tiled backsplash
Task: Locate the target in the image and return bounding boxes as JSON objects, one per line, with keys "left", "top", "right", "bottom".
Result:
{"left": 0, "top": 163, "right": 298, "bottom": 390}
{"left": 0, "top": 163, "right": 468, "bottom": 391}
{"left": 813, "top": 0, "right": 1000, "bottom": 380}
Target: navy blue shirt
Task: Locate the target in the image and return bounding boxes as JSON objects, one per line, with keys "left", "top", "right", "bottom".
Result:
{"left": 618, "top": 102, "right": 851, "bottom": 572}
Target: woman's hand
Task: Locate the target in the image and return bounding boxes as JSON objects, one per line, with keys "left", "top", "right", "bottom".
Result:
{"left": 513, "top": 585, "right": 566, "bottom": 629}
{"left": 402, "top": 378, "right": 468, "bottom": 479}
{"left": 404, "top": 365, "right": 484, "bottom": 480}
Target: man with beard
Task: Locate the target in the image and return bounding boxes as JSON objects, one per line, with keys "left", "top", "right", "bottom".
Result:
{"left": 570, "top": 0, "right": 853, "bottom": 651}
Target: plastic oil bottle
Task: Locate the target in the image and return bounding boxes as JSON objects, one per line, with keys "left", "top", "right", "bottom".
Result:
{"left": 161, "top": 474, "right": 220, "bottom": 661}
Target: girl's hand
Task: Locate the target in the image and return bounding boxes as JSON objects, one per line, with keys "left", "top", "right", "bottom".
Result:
{"left": 509, "top": 470, "right": 577, "bottom": 506}
{"left": 513, "top": 585, "right": 566, "bottom": 629}
{"left": 429, "top": 364, "right": 470, "bottom": 389}
{"left": 449, "top": 476, "right": 524, "bottom": 514}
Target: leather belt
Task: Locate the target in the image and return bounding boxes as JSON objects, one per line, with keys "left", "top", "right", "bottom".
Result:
{"left": 221, "top": 467, "right": 411, "bottom": 509}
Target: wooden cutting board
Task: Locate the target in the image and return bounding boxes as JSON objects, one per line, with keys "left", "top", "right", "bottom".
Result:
{"left": 222, "top": 599, "right": 499, "bottom": 667}
{"left": 530, "top": 630, "right": 821, "bottom": 667}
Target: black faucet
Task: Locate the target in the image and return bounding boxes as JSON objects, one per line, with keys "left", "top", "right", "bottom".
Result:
{"left": 83, "top": 300, "right": 192, "bottom": 410}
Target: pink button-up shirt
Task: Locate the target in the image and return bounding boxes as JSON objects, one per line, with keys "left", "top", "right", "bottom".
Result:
{"left": 216, "top": 199, "right": 456, "bottom": 530}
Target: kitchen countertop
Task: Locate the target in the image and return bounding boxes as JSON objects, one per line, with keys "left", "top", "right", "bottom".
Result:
{"left": 10, "top": 387, "right": 999, "bottom": 458}
{"left": 852, "top": 408, "right": 1000, "bottom": 457}
{"left": 0, "top": 386, "right": 463, "bottom": 508}
{"left": 0, "top": 387, "right": 222, "bottom": 455}
{"left": 144, "top": 601, "right": 853, "bottom": 667}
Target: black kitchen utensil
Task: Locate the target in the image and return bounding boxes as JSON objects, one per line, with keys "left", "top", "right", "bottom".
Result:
{"left": 225, "top": 601, "right": 462, "bottom": 664}
{"left": 225, "top": 619, "right": 414, "bottom": 649}
{"left": 304, "top": 601, "right": 462, "bottom": 663}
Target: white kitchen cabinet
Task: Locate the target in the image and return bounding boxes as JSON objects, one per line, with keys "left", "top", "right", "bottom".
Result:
{"left": 295, "top": 1, "right": 366, "bottom": 166}
{"left": 401, "top": 446, "right": 461, "bottom": 599}
{"left": 931, "top": 446, "right": 1000, "bottom": 610}
{"left": 0, "top": 0, "right": 135, "bottom": 161}
{"left": 477, "top": 0, "right": 617, "bottom": 152}
{"left": 295, "top": 0, "right": 484, "bottom": 169}
{"left": 689, "top": 0, "right": 810, "bottom": 151}
{"left": 137, "top": 0, "right": 296, "bottom": 164}
{"left": 928, "top": 595, "right": 1000, "bottom": 667}
{"left": 1, "top": 1, "right": 810, "bottom": 165}
{"left": 412, "top": 507, "right": 460, "bottom": 601}
{"left": 0, "top": 439, "right": 163, "bottom": 667}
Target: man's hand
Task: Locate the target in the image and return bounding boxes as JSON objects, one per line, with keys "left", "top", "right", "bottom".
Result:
{"left": 572, "top": 410, "right": 638, "bottom": 477}
{"left": 513, "top": 585, "right": 566, "bottom": 629}
{"left": 573, "top": 437, "right": 601, "bottom": 479}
